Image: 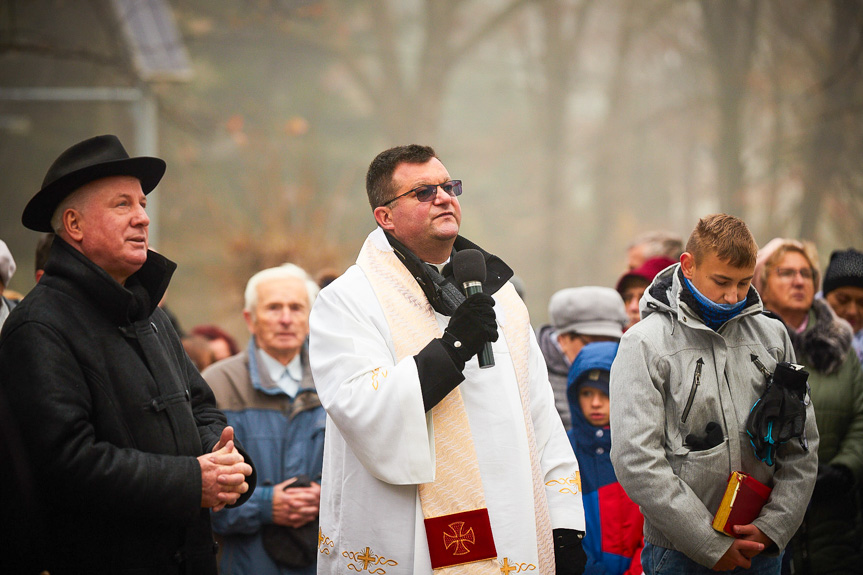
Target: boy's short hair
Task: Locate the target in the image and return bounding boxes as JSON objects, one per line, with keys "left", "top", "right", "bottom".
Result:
{"left": 685, "top": 213, "right": 758, "bottom": 269}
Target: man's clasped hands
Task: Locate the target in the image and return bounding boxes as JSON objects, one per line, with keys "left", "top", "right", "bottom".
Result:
{"left": 198, "top": 426, "right": 254, "bottom": 511}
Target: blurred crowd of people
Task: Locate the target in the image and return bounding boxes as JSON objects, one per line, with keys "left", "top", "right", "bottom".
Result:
{"left": 534, "top": 226, "right": 863, "bottom": 575}
{"left": 6, "top": 224, "right": 860, "bottom": 575}
{"left": 2, "top": 134, "right": 862, "bottom": 575}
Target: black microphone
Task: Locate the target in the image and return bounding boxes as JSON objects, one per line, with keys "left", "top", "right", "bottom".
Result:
{"left": 453, "top": 249, "right": 495, "bottom": 369}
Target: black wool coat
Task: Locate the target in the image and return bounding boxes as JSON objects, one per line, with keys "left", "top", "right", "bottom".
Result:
{"left": 0, "top": 238, "right": 255, "bottom": 575}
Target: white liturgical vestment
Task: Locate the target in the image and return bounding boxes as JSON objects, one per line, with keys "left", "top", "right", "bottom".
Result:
{"left": 309, "top": 228, "right": 585, "bottom": 575}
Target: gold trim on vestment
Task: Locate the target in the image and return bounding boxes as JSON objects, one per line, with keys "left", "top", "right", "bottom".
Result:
{"left": 356, "top": 234, "right": 553, "bottom": 573}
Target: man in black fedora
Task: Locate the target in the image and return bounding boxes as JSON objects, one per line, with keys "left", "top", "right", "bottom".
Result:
{"left": 0, "top": 134, "right": 257, "bottom": 575}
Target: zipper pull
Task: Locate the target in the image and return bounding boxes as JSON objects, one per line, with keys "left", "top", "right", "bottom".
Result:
{"left": 750, "top": 354, "right": 772, "bottom": 378}
{"left": 682, "top": 358, "right": 704, "bottom": 423}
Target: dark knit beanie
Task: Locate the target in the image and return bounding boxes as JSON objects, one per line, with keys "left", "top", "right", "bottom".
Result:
{"left": 823, "top": 248, "right": 863, "bottom": 296}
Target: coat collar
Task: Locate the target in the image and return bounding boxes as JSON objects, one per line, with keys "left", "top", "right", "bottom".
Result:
{"left": 787, "top": 298, "right": 853, "bottom": 375}
{"left": 41, "top": 236, "right": 176, "bottom": 325}
{"left": 246, "top": 336, "right": 321, "bottom": 417}
{"left": 643, "top": 263, "right": 762, "bottom": 331}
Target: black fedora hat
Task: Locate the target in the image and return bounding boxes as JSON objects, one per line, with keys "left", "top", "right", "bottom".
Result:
{"left": 22, "top": 135, "right": 166, "bottom": 232}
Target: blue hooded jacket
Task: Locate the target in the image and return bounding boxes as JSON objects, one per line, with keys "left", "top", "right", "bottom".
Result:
{"left": 567, "top": 342, "right": 644, "bottom": 575}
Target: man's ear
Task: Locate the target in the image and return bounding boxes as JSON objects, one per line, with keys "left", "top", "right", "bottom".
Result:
{"left": 63, "top": 209, "right": 84, "bottom": 242}
{"left": 373, "top": 206, "right": 395, "bottom": 231}
{"left": 680, "top": 252, "right": 696, "bottom": 279}
{"left": 243, "top": 309, "right": 256, "bottom": 335}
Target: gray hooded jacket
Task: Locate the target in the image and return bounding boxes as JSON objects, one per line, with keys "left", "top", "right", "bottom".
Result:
{"left": 609, "top": 264, "right": 819, "bottom": 568}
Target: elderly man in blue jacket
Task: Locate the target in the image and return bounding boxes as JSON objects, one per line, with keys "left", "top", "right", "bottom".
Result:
{"left": 204, "top": 264, "right": 326, "bottom": 575}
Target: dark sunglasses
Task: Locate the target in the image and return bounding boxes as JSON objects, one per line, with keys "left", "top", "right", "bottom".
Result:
{"left": 381, "top": 180, "right": 462, "bottom": 207}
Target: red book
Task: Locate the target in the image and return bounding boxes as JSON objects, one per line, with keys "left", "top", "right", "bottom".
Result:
{"left": 712, "top": 471, "right": 772, "bottom": 536}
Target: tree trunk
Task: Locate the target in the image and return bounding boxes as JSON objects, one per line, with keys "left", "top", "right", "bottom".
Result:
{"left": 798, "top": 0, "right": 861, "bottom": 240}
{"left": 700, "top": 0, "right": 759, "bottom": 217}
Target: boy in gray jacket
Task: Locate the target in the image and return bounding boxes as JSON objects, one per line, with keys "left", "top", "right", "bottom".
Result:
{"left": 610, "top": 214, "right": 818, "bottom": 574}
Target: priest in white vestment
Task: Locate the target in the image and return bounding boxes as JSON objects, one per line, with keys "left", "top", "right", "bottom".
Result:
{"left": 309, "top": 145, "right": 586, "bottom": 575}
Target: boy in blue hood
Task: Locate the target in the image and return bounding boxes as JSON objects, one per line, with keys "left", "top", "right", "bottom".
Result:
{"left": 568, "top": 341, "right": 644, "bottom": 575}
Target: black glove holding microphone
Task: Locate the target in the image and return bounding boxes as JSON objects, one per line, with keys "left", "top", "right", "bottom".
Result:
{"left": 441, "top": 292, "right": 499, "bottom": 366}
{"left": 414, "top": 292, "right": 499, "bottom": 412}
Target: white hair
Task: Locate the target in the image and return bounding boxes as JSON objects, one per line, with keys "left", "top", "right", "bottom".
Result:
{"left": 243, "top": 263, "right": 319, "bottom": 314}
{"left": 50, "top": 188, "right": 87, "bottom": 235}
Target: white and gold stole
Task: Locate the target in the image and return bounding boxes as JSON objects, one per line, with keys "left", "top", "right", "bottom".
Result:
{"left": 357, "top": 234, "right": 554, "bottom": 574}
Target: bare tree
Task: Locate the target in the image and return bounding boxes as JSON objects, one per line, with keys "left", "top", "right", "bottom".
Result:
{"left": 288, "top": 0, "right": 535, "bottom": 143}
{"left": 798, "top": 0, "right": 863, "bottom": 241}
{"left": 532, "top": 0, "right": 596, "bottom": 294}
{"left": 587, "top": 0, "right": 645, "bottom": 281}
{"left": 755, "top": 0, "right": 863, "bottom": 246}
{"left": 699, "top": 0, "right": 760, "bottom": 217}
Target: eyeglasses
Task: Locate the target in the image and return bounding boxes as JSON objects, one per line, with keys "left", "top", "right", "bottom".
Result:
{"left": 381, "top": 180, "right": 462, "bottom": 207}
{"left": 774, "top": 267, "right": 814, "bottom": 281}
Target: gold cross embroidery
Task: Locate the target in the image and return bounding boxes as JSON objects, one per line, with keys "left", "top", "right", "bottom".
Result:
{"left": 443, "top": 521, "right": 475, "bottom": 556}
{"left": 342, "top": 547, "right": 398, "bottom": 572}
{"left": 357, "top": 547, "right": 375, "bottom": 570}
{"left": 500, "top": 557, "right": 517, "bottom": 574}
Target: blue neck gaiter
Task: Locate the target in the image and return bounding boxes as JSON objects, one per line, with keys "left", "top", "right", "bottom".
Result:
{"left": 681, "top": 275, "right": 747, "bottom": 330}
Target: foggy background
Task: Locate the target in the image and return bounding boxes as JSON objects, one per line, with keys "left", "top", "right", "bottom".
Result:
{"left": 2, "top": 0, "right": 862, "bottom": 342}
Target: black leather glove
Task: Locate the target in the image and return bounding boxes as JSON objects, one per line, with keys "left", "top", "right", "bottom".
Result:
{"left": 812, "top": 463, "right": 854, "bottom": 502}
{"left": 773, "top": 362, "right": 809, "bottom": 400}
{"left": 685, "top": 421, "right": 724, "bottom": 451}
{"left": 553, "top": 528, "right": 586, "bottom": 575}
{"left": 746, "top": 362, "right": 808, "bottom": 465}
{"left": 440, "top": 292, "right": 498, "bottom": 364}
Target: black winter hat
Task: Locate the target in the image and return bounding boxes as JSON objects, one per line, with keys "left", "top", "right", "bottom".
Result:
{"left": 823, "top": 248, "right": 863, "bottom": 296}
{"left": 23, "top": 135, "right": 165, "bottom": 233}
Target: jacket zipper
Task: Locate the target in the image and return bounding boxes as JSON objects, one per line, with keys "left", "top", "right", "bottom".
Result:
{"left": 681, "top": 357, "right": 704, "bottom": 423}
{"left": 750, "top": 354, "right": 772, "bottom": 378}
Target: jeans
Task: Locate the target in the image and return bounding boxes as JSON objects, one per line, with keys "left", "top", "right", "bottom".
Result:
{"left": 642, "top": 542, "right": 782, "bottom": 574}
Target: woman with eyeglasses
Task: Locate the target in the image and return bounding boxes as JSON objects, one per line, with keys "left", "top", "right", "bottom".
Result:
{"left": 753, "top": 238, "right": 863, "bottom": 575}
